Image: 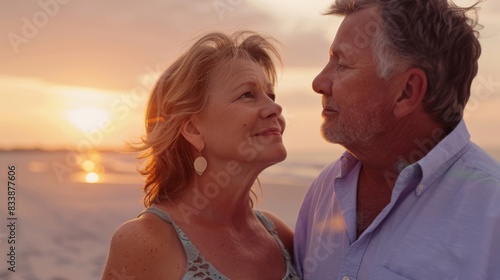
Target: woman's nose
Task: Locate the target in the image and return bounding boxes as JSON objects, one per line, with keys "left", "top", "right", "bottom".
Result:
{"left": 261, "top": 97, "right": 283, "bottom": 119}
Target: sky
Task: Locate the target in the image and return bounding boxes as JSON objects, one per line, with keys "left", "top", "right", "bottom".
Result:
{"left": 1, "top": 0, "right": 500, "bottom": 154}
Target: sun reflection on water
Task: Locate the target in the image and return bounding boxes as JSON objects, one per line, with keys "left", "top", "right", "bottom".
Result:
{"left": 79, "top": 152, "right": 104, "bottom": 184}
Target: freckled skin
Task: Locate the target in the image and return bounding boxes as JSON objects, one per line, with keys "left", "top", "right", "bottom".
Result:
{"left": 102, "top": 59, "right": 294, "bottom": 279}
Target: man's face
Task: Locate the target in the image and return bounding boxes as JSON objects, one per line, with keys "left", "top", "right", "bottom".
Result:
{"left": 312, "top": 7, "right": 400, "bottom": 149}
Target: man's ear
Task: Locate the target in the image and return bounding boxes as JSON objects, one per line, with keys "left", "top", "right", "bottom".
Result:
{"left": 180, "top": 117, "right": 204, "bottom": 150}
{"left": 393, "top": 68, "right": 428, "bottom": 118}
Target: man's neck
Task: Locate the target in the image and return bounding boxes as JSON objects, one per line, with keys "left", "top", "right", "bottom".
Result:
{"left": 347, "top": 119, "right": 446, "bottom": 189}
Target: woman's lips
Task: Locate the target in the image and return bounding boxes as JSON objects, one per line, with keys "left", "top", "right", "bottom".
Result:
{"left": 254, "top": 128, "right": 282, "bottom": 136}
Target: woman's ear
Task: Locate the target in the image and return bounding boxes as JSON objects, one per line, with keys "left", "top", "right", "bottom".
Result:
{"left": 393, "top": 68, "right": 428, "bottom": 118}
{"left": 180, "top": 116, "right": 204, "bottom": 150}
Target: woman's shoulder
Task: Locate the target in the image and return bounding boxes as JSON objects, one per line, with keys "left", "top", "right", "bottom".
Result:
{"left": 101, "top": 212, "right": 186, "bottom": 279}
{"left": 111, "top": 213, "right": 174, "bottom": 247}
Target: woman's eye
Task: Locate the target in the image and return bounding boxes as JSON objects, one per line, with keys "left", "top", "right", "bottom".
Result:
{"left": 267, "top": 93, "right": 276, "bottom": 101}
{"left": 239, "top": 92, "right": 255, "bottom": 99}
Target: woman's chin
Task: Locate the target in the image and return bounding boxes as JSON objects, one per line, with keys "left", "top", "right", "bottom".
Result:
{"left": 265, "top": 147, "right": 287, "bottom": 166}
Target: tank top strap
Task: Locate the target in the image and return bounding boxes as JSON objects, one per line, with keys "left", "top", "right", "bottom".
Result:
{"left": 254, "top": 210, "right": 278, "bottom": 234}
{"left": 137, "top": 207, "right": 201, "bottom": 262}
{"left": 254, "top": 210, "right": 287, "bottom": 256}
{"left": 138, "top": 207, "right": 228, "bottom": 280}
{"left": 138, "top": 206, "right": 173, "bottom": 223}
{"left": 253, "top": 210, "right": 301, "bottom": 280}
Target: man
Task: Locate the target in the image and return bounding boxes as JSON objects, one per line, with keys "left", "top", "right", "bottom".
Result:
{"left": 294, "top": 0, "right": 500, "bottom": 279}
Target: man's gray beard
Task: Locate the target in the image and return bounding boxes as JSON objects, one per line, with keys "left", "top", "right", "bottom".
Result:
{"left": 320, "top": 114, "right": 384, "bottom": 147}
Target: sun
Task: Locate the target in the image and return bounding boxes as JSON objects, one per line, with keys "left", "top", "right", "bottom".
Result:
{"left": 65, "top": 107, "right": 111, "bottom": 131}
{"left": 85, "top": 172, "right": 100, "bottom": 183}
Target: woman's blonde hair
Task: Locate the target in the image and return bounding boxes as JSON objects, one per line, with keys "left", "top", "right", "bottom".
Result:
{"left": 134, "top": 31, "right": 281, "bottom": 207}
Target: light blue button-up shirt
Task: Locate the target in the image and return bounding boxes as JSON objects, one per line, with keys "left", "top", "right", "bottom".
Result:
{"left": 294, "top": 120, "right": 500, "bottom": 280}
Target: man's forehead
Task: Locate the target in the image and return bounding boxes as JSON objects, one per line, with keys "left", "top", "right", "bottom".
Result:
{"left": 330, "top": 7, "right": 381, "bottom": 56}
{"left": 338, "top": 6, "right": 380, "bottom": 32}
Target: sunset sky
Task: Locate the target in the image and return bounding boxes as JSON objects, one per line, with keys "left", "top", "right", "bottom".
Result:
{"left": 1, "top": 0, "right": 499, "bottom": 154}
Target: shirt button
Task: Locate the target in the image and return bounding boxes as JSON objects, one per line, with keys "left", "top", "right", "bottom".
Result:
{"left": 342, "top": 276, "right": 350, "bottom": 280}
{"left": 418, "top": 184, "right": 424, "bottom": 191}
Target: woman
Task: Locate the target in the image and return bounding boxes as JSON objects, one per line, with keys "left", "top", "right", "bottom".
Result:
{"left": 102, "top": 31, "right": 300, "bottom": 279}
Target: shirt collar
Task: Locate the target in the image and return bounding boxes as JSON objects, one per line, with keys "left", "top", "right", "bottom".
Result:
{"left": 335, "top": 120, "right": 471, "bottom": 195}
{"left": 337, "top": 151, "right": 359, "bottom": 179}
{"left": 414, "top": 120, "right": 471, "bottom": 195}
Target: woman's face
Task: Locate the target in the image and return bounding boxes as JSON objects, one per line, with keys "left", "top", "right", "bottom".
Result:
{"left": 197, "top": 58, "right": 286, "bottom": 170}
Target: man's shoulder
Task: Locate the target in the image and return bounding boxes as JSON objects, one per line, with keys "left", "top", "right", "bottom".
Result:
{"left": 460, "top": 143, "right": 500, "bottom": 181}
{"left": 441, "top": 143, "right": 500, "bottom": 208}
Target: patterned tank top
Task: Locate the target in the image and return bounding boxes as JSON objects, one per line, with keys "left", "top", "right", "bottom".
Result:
{"left": 138, "top": 207, "right": 301, "bottom": 280}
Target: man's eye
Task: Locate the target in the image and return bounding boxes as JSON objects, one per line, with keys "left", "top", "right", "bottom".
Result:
{"left": 336, "top": 63, "right": 347, "bottom": 71}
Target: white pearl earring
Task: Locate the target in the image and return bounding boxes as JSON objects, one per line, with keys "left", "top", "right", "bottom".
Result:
{"left": 193, "top": 150, "right": 207, "bottom": 176}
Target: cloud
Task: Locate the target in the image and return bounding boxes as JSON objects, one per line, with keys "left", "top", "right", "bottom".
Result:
{"left": 0, "top": 0, "right": 276, "bottom": 90}
{"left": 280, "top": 28, "right": 332, "bottom": 68}
{"left": 1, "top": 0, "right": 499, "bottom": 92}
